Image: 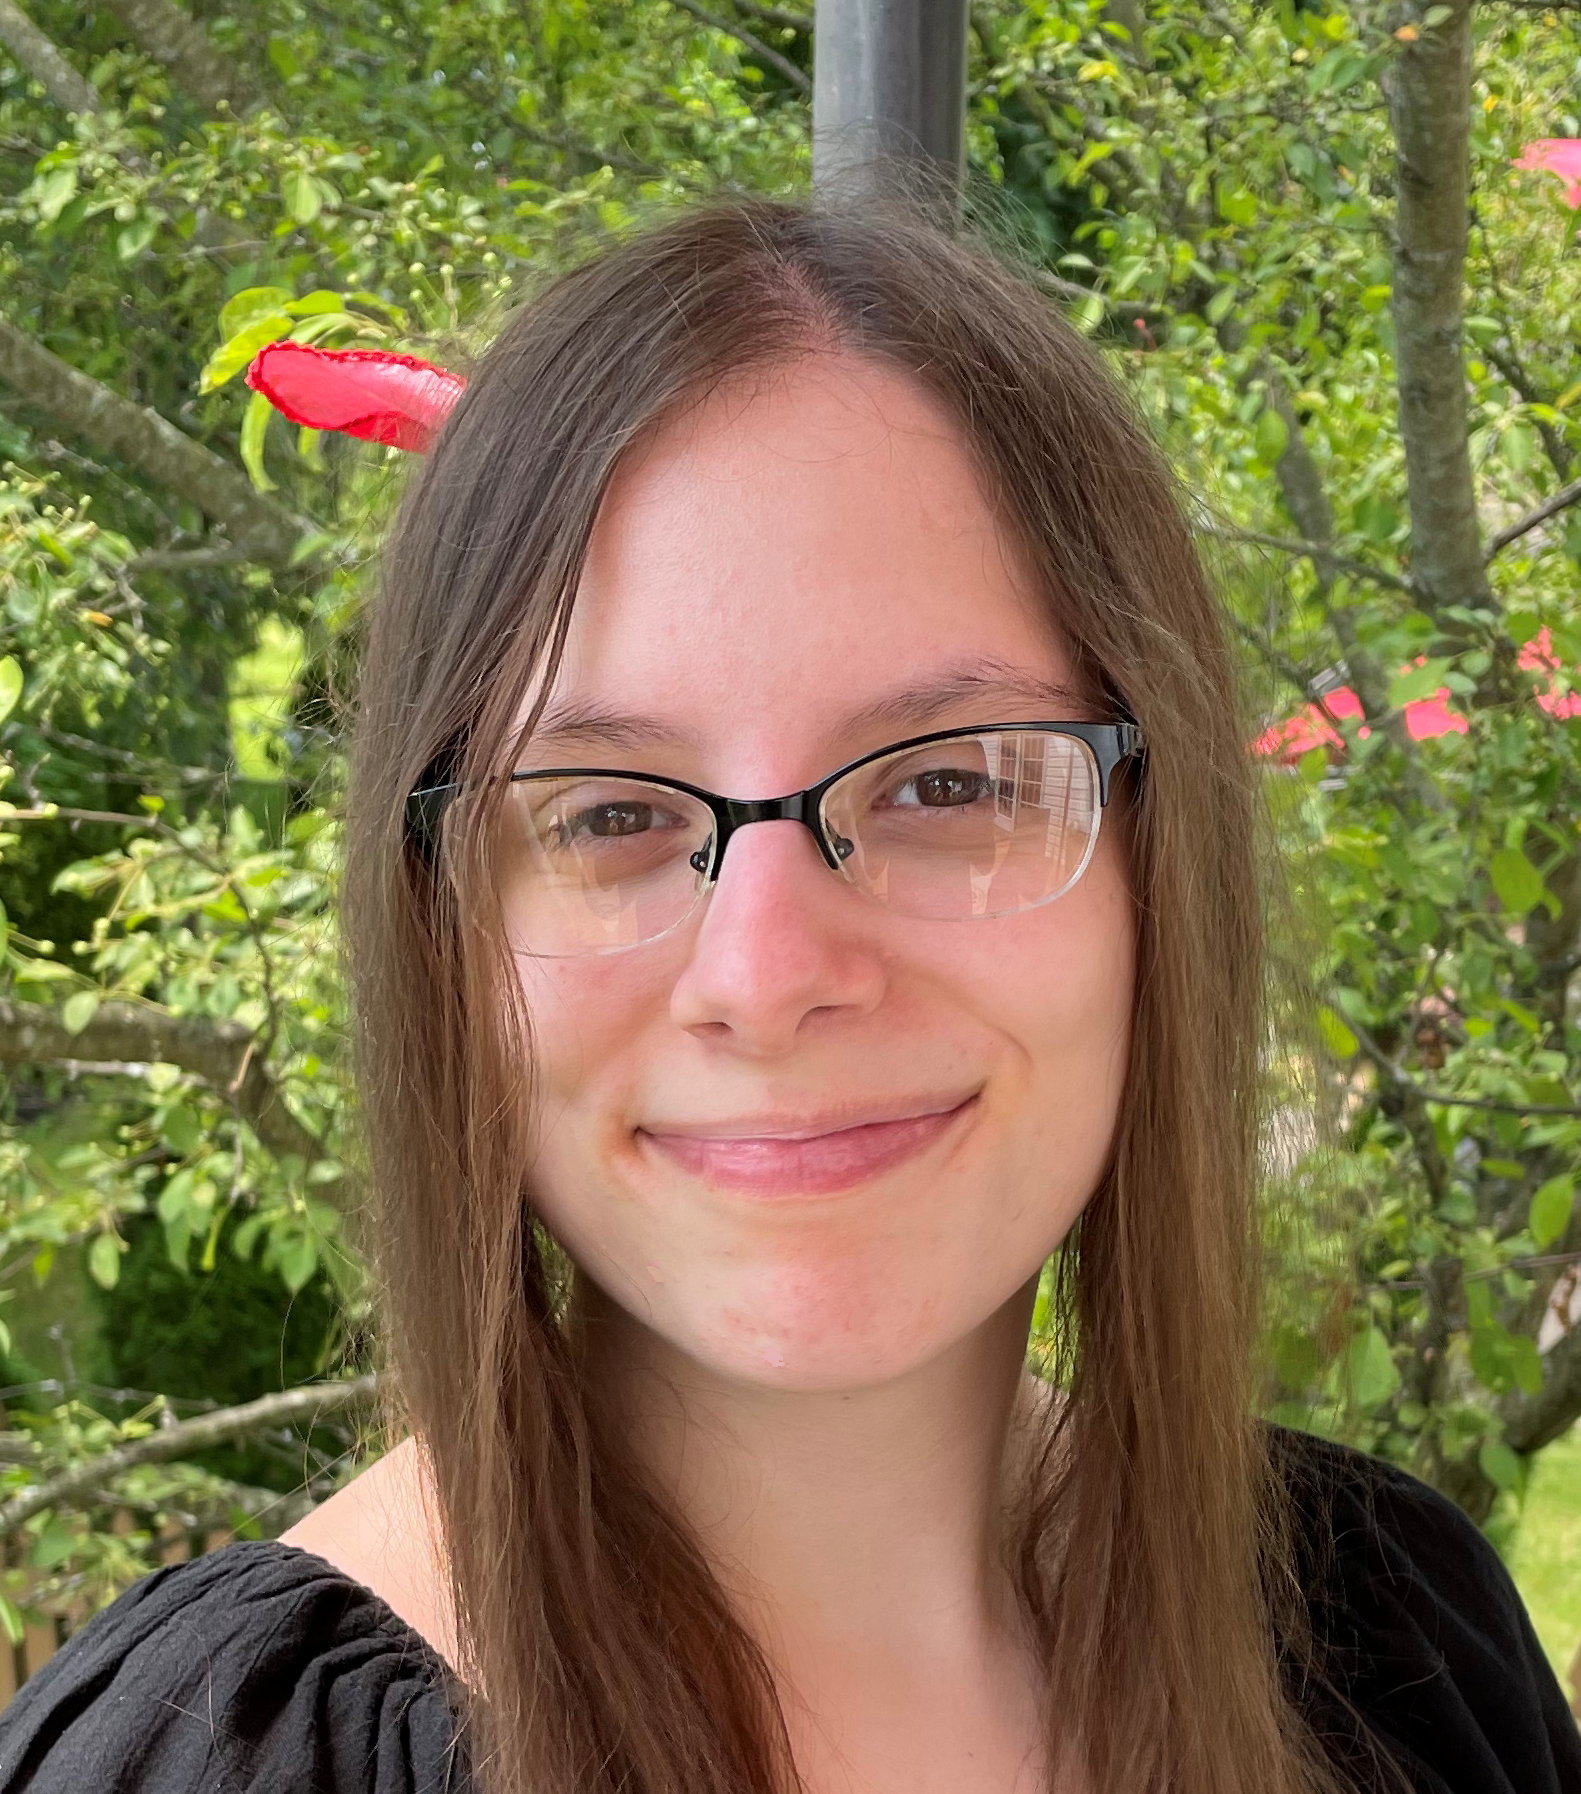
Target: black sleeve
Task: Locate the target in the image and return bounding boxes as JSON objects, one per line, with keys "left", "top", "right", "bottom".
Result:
{"left": 1273, "top": 1426, "right": 1581, "bottom": 1794}
{"left": 0, "top": 1541, "right": 469, "bottom": 1794}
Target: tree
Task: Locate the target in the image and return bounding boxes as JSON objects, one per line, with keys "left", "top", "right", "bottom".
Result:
{"left": 0, "top": 0, "right": 1574, "bottom": 1637}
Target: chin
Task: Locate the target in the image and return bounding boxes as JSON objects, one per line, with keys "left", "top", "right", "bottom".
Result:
{"left": 669, "top": 1259, "right": 977, "bottom": 1394}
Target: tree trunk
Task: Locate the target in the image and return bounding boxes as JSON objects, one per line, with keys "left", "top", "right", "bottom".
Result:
{"left": 95, "top": 0, "right": 261, "bottom": 116}
{"left": 1384, "top": 0, "right": 1495, "bottom": 628}
{"left": 0, "top": 317, "right": 305, "bottom": 567}
{"left": 0, "top": 0, "right": 98, "bottom": 114}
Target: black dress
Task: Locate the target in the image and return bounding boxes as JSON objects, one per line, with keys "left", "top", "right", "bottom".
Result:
{"left": 0, "top": 1430, "right": 1575, "bottom": 1793}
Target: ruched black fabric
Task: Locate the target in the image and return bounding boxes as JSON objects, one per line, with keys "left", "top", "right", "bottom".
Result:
{"left": 0, "top": 1428, "right": 1574, "bottom": 1792}
{"left": 0, "top": 1540, "right": 466, "bottom": 1793}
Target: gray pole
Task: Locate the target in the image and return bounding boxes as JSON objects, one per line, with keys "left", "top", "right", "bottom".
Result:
{"left": 811, "top": 0, "right": 970, "bottom": 205}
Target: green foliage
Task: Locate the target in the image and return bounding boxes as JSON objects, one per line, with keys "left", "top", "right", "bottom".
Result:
{"left": 0, "top": 0, "right": 1575, "bottom": 1620}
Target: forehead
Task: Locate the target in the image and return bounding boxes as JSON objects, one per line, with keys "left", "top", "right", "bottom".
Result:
{"left": 533, "top": 354, "right": 1076, "bottom": 773}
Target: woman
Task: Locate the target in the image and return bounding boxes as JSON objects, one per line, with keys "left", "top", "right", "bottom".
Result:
{"left": 0, "top": 202, "right": 1574, "bottom": 1794}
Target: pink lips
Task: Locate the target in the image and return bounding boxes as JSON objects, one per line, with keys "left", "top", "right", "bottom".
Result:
{"left": 639, "top": 1098, "right": 975, "bottom": 1197}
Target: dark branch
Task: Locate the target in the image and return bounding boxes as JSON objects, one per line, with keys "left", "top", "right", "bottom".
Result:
{"left": 0, "top": 996, "right": 332, "bottom": 1171}
{"left": 0, "top": 0, "right": 98, "bottom": 114}
{"left": 95, "top": 0, "right": 261, "bottom": 116}
{"left": 0, "top": 315, "right": 306, "bottom": 567}
{"left": 1197, "top": 522, "right": 1415, "bottom": 594}
{"left": 731, "top": 0, "right": 812, "bottom": 28}
{"left": 0, "top": 1376, "right": 379, "bottom": 1533}
{"left": 667, "top": 0, "right": 812, "bottom": 93}
{"left": 1484, "top": 473, "right": 1581, "bottom": 561}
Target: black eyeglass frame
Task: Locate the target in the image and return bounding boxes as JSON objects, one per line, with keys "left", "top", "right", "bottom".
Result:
{"left": 406, "top": 721, "right": 1145, "bottom": 880}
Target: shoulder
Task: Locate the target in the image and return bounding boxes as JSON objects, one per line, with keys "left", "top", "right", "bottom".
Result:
{"left": 0, "top": 1540, "right": 469, "bottom": 1794}
{"left": 1268, "top": 1425, "right": 1581, "bottom": 1794}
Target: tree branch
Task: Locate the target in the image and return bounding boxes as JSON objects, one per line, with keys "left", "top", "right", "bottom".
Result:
{"left": 1502, "top": 1317, "right": 1581, "bottom": 1455}
{"left": 0, "top": 316, "right": 306, "bottom": 567}
{"left": 1384, "top": 0, "right": 1497, "bottom": 626}
{"left": 1198, "top": 523, "right": 1415, "bottom": 596}
{"left": 0, "top": 997, "right": 332, "bottom": 1171}
{"left": 1483, "top": 472, "right": 1581, "bottom": 561}
{"left": 0, "top": 1375, "right": 378, "bottom": 1533}
{"left": 732, "top": 0, "right": 812, "bottom": 28}
{"left": 95, "top": 0, "right": 261, "bottom": 116}
{"left": 0, "top": 0, "right": 98, "bottom": 114}
{"left": 667, "top": 0, "right": 811, "bottom": 93}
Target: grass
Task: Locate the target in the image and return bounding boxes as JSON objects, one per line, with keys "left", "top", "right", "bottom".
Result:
{"left": 1506, "top": 1421, "right": 1581, "bottom": 1703}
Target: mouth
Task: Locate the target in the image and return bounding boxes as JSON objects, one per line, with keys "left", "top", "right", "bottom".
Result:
{"left": 636, "top": 1095, "right": 979, "bottom": 1198}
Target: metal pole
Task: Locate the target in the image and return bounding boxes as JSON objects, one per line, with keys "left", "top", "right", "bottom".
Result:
{"left": 811, "top": 0, "right": 970, "bottom": 206}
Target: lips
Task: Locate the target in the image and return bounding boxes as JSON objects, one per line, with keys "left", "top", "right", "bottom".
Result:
{"left": 637, "top": 1096, "right": 977, "bottom": 1197}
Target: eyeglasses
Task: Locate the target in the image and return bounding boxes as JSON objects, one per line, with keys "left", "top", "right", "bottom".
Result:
{"left": 408, "top": 722, "right": 1143, "bottom": 958}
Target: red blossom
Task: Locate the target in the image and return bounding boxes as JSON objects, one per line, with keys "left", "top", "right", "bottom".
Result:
{"left": 1513, "top": 138, "right": 1581, "bottom": 209}
{"left": 245, "top": 342, "right": 466, "bottom": 452}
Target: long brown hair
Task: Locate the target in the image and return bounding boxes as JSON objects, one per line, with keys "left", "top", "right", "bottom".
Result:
{"left": 345, "top": 200, "right": 1353, "bottom": 1794}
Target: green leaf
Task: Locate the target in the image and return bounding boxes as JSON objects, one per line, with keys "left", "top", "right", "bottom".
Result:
{"left": 199, "top": 313, "right": 293, "bottom": 393}
{"left": 276, "top": 1233, "right": 319, "bottom": 1293}
{"left": 116, "top": 215, "right": 156, "bottom": 261}
{"left": 157, "top": 1103, "right": 202, "bottom": 1158}
{"left": 0, "top": 656, "right": 24, "bottom": 725}
{"left": 1387, "top": 658, "right": 1452, "bottom": 706}
{"left": 281, "top": 169, "right": 323, "bottom": 225}
{"left": 29, "top": 1518, "right": 76, "bottom": 1570}
{"left": 1507, "top": 1335, "right": 1543, "bottom": 1397}
{"left": 219, "top": 286, "right": 293, "bottom": 341}
{"left": 1478, "top": 1440, "right": 1522, "bottom": 1491}
{"left": 1216, "top": 183, "right": 1257, "bottom": 226}
{"left": 60, "top": 989, "right": 99, "bottom": 1035}
{"left": 1529, "top": 1174, "right": 1575, "bottom": 1250}
{"left": 1254, "top": 406, "right": 1289, "bottom": 463}
{"left": 87, "top": 1230, "right": 121, "bottom": 1290}
{"left": 1488, "top": 846, "right": 1545, "bottom": 917}
{"left": 0, "top": 1594, "right": 24, "bottom": 1648}
{"left": 34, "top": 163, "right": 78, "bottom": 223}
{"left": 240, "top": 390, "right": 278, "bottom": 492}
{"left": 284, "top": 289, "right": 348, "bottom": 317}
{"left": 1273, "top": 1323, "right": 1321, "bottom": 1390}
{"left": 1317, "top": 1004, "right": 1359, "bottom": 1059}
{"left": 1345, "top": 1326, "right": 1400, "bottom": 1409}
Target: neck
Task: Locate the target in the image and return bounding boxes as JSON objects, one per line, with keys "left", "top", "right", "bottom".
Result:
{"left": 577, "top": 1278, "right": 1045, "bottom": 1693}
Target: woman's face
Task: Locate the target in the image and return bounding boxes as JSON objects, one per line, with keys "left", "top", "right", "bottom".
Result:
{"left": 513, "top": 355, "right": 1134, "bottom": 1392}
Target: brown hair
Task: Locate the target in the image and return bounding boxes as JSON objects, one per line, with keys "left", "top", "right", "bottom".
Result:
{"left": 346, "top": 200, "right": 1352, "bottom": 1794}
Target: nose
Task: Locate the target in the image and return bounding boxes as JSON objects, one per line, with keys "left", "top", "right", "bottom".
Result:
{"left": 668, "top": 819, "right": 886, "bottom": 1056}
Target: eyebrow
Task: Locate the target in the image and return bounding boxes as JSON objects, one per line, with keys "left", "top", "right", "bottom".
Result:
{"left": 834, "top": 658, "right": 1084, "bottom": 736}
{"left": 521, "top": 657, "right": 1083, "bottom": 763}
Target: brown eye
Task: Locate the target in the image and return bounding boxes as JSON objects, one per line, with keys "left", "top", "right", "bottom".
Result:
{"left": 898, "top": 769, "right": 993, "bottom": 808}
{"left": 582, "top": 801, "right": 653, "bottom": 837}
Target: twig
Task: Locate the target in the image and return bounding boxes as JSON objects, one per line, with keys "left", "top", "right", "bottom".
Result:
{"left": 0, "top": 1375, "right": 379, "bottom": 1533}
{"left": 1345, "top": 1016, "right": 1581, "bottom": 1116}
{"left": 666, "top": 0, "right": 811, "bottom": 93}
{"left": 732, "top": 0, "right": 812, "bottom": 28}
{"left": 1197, "top": 522, "right": 1416, "bottom": 593}
{"left": 1034, "top": 270, "right": 1159, "bottom": 324}
{"left": 1483, "top": 473, "right": 1581, "bottom": 560}
{"left": 127, "top": 545, "right": 251, "bottom": 572}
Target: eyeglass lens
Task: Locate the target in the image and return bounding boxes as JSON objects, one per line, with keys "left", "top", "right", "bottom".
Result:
{"left": 496, "top": 731, "right": 1103, "bottom": 957}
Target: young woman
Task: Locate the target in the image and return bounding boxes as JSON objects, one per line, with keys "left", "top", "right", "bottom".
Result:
{"left": 0, "top": 202, "right": 1575, "bottom": 1794}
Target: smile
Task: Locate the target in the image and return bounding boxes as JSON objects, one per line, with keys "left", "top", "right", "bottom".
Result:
{"left": 636, "top": 1095, "right": 979, "bottom": 1198}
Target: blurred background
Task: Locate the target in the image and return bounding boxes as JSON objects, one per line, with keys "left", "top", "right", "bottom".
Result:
{"left": 0, "top": 0, "right": 1576, "bottom": 1715}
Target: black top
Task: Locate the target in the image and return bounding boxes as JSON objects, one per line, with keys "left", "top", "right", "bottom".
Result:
{"left": 0, "top": 1430, "right": 1575, "bottom": 1793}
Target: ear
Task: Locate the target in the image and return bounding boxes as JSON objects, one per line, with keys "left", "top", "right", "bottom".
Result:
{"left": 245, "top": 342, "right": 466, "bottom": 453}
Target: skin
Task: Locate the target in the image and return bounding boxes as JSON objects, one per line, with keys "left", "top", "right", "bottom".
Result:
{"left": 288, "top": 353, "right": 1135, "bottom": 1794}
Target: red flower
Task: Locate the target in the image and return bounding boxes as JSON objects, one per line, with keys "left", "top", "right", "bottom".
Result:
{"left": 1513, "top": 138, "right": 1581, "bottom": 209}
{"left": 245, "top": 342, "right": 465, "bottom": 453}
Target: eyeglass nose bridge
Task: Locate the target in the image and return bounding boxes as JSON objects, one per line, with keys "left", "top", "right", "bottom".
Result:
{"left": 703, "top": 791, "right": 852, "bottom": 880}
